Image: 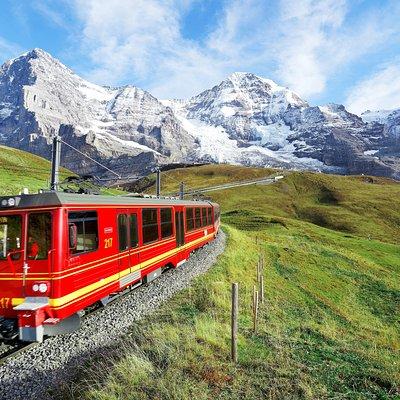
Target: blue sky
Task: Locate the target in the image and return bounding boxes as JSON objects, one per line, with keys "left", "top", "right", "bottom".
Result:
{"left": 0, "top": 0, "right": 400, "bottom": 113}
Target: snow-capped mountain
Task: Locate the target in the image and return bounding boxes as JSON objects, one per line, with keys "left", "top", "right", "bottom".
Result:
{"left": 362, "top": 108, "right": 400, "bottom": 137}
{"left": 165, "top": 72, "right": 397, "bottom": 177}
{"left": 162, "top": 73, "right": 324, "bottom": 170}
{"left": 361, "top": 109, "right": 394, "bottom": 124}
{"left": 0, "top": 49, "right": 197, "bottom": 176}
{"left": 359, "top": 108, "right": 400, "bottom": 173}
{"left": 0, "top": 49, "right": 399, "bottom": 179}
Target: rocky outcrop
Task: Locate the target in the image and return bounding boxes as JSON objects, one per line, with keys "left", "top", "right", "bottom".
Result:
{"left": 0, "top": 49, "right": 196, "bottom": 176}
{"left": 168, "top": 73, "right": 396, "bottom": 177}
{"left": 0, "top": 49, "right": 399, "bottom": 179}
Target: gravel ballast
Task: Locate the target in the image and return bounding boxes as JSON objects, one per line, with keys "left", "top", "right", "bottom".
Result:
{"left": 0, "top": 231, "right": 226, "bottom": 400}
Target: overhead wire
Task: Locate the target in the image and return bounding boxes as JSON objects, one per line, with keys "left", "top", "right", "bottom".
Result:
{"left": 161, "top": 172, "right": 187, "bottom": 194}
{"left": 2, "top": 140, "right": 205, "bottom": 189}
{"left": 59, "top": 138, "right": 121, "bottom": 179}
{"left": 162, "top": 171, "right": 182, "bottom": 185}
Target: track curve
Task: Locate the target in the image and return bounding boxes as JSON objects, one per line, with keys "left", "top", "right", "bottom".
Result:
{"left": 0, "top": 230, "right": 226, "bottom": 400}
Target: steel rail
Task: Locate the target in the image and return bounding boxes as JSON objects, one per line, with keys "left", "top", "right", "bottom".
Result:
{"left": 0, "top": 342, "right": 38, "bottom": 365}
{"left": 0, "top": 267, "right": 165, "bottom": 364}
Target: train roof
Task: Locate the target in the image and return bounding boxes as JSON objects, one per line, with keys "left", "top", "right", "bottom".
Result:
{"left": 0, "top": 191, "right": 218, "bottom": 211}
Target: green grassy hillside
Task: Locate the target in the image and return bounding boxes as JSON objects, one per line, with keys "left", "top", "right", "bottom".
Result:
{"left": 0, "top": 145, "right": 66, "bottom": 194}
{"left": 61, "top": 164, "right": 400, "bottom": 400}
{"left": 0, "top": 145, "right": 120, "bottom": 196}
{"left": 150, "top": 164, "right": 400, "bottom": 244}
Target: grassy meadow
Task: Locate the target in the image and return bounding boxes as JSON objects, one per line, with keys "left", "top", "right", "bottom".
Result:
{"left": 60, "top": 165, "right": 399, "bottom": 399}
{"left": 0, "top": 145, "right": 120, "bottom": 195}
{"left": 0, "top": 145, "right": 64, "bottom": 194}
{"left": 0, "top": 148, "right": 398, "bottom": 399}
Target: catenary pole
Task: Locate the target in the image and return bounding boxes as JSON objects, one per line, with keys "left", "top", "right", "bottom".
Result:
{"left": 50, "top": 136, "right": 61, "bottom": 191}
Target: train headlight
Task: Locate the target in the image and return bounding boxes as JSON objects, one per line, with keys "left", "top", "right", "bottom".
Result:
{"left": 0, "top": 196, "right": 20, "bottom": 208}
{"left": 39, "top": 283, "right": 48, "bottom": 293}
{"left": 31, "top": 281, "right": 50, "bottom": 295}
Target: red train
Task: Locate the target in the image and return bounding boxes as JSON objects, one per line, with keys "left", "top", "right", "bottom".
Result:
{"left": 0, "top": 192, "right": 220, "bottom": 342}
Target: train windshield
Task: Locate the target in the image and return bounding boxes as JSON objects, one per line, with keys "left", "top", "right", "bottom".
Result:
{"left": 0, "top": 215, "right": 22, "bottom": 260}
{"left": 27, "top": 213, "right": 52, "bottom": 260}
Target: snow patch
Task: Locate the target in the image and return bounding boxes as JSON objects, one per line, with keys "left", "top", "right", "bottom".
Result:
{"left": 254, "top": 123, "right": 291, "bottom": 146}
{"left": 220, "top": 106, "right": 236, "bottom": 117}
{"left": 108, "top": 134, "right": 162, "bottom": 155}
{"left": 318, "top": 105, "right": 338, "bottom": 117}
{"left": 78, "top": 83, "right": 114, "bottom": 102}
{"left": 177, "top": 116, "right": 240, "bottom": 163}
{"left": 171, "top": 100, "right": 325, "bottom": 170}
{"left": 361, "top": 109, "right": 393, "bottom": 124}
{"left": 0, "top": 105, "right": 13, "bottom": 119}
{"left": 364, "top": 149, "right": 379, "bottom": 156}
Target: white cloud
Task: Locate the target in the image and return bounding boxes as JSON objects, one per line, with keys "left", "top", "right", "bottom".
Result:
{"left": 0, "top": 37, "right": 23, "bottom": 64}
{"left": 345, "top": 63, "right": 400, "bottom": 114}
{"left": 207, "top": 0, "right": 265, "bottom": 60}
{"left": 149, "top": 0, "right": 273, "bottom": 98}
{"left": 33, "top": 1, "right": 68, "bottom": 28}
{"left": 70, "top": 0, "right": 242, "bottom": 98}
{"left": 270, "top": 0, "right": 347, "bottom": 97}
{"left": 69, "top": 0, "right": 400, "bottom": 101}
{"left": 267, "top": 0, "right": 400, "bottom": 99}
{"left": 72, "top": 0, "right": 206, "bottom": 97}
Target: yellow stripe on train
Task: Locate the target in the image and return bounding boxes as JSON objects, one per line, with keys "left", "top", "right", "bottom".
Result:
{"left": 10, "top": 233, "right": 214, "bottom": 310}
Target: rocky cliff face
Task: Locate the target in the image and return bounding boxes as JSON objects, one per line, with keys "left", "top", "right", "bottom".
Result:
{"left": 0, "top": 49, "right": 197, "bottom": 176}
{"left": 360, "top": 108, "right": 400, "bottom": 177}
{"left": 166, "top": 73, "right": 396, "bottom": 177}
{"left": 0, "top": 49, "right": 399, "bottom": 179}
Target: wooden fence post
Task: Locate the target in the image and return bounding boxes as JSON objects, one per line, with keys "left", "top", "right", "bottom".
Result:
{"left": 231, "top": 283, "right": 238, "bottom": 363}
{"left": 260, "top": 255, "right": 264, "bottom": 276}
{"left": 253, "top": 285, "right": 259, "bottom": 333}
{"left": 260, "top": 275, "right": 264, "bottom": 304}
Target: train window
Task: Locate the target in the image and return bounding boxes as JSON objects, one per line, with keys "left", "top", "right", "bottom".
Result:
{"left": 214, "top": 208, "right": 220, "bottom": 222}
{"left": 118, "top": 214, "right": 128, "bottom": 251}
{"left": 161, "top": 208, "right": 173, "bottom": 239}
{"left": 195, "top": 208, "right": 201, "bottom": 229}
{"left": 186, "top": 208, "right": 194, "bottom": 231}
{"left": 142, "top": 208, "right": 159, "bottom": 244}
{"left": 130, "top": 214, "right": 138, "bottom": 248}
{"left": 0, "top": 215, "right": 22, "bottom": 260}
{"left": 27, "top": 213, "right": 51, "bottom": 260}
{"left": 68, "top": 211, "right": 98, "bottom": 255}
{"left": 201, "top": 208, "right": 207, "bottom": 227}
{"left": 207, "top": 208, "right": 212, "bottom": 225}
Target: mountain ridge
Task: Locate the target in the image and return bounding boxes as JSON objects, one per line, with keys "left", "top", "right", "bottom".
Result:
{"left": 0, "top": 48, "right": 399, "bottom": 179}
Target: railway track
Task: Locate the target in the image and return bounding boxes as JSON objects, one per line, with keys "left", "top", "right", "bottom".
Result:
{"left": 0, "top": 231, "right": 225, "bottom": 400}
{"left": 0, "top": 271, "right": 157, "bottom": 363}
{"left": 0, "top": 342, "right": 38, "bottom": 365}
{"left": 0, "top": 304, "right": 119, "bottom": 364}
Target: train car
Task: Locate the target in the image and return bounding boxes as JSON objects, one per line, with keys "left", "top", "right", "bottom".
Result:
{"left": 0, "top": 192, "right": 220, "bottom": 342}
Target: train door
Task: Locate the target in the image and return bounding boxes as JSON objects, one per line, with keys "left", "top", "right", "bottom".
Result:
{"left": 24, "top": 212, "right": 53, "bottom": 295}
{"left": 128, "top": 212, "right": 139, "bottom": 272}
{"left": 175, "top": 210, "right": 184, "bottom": 247}
{"left": 0, "top": 212, "right": 25, "bottom": 299}
{"left": 117, "top": 212, "right": 130, "bottom": 279}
